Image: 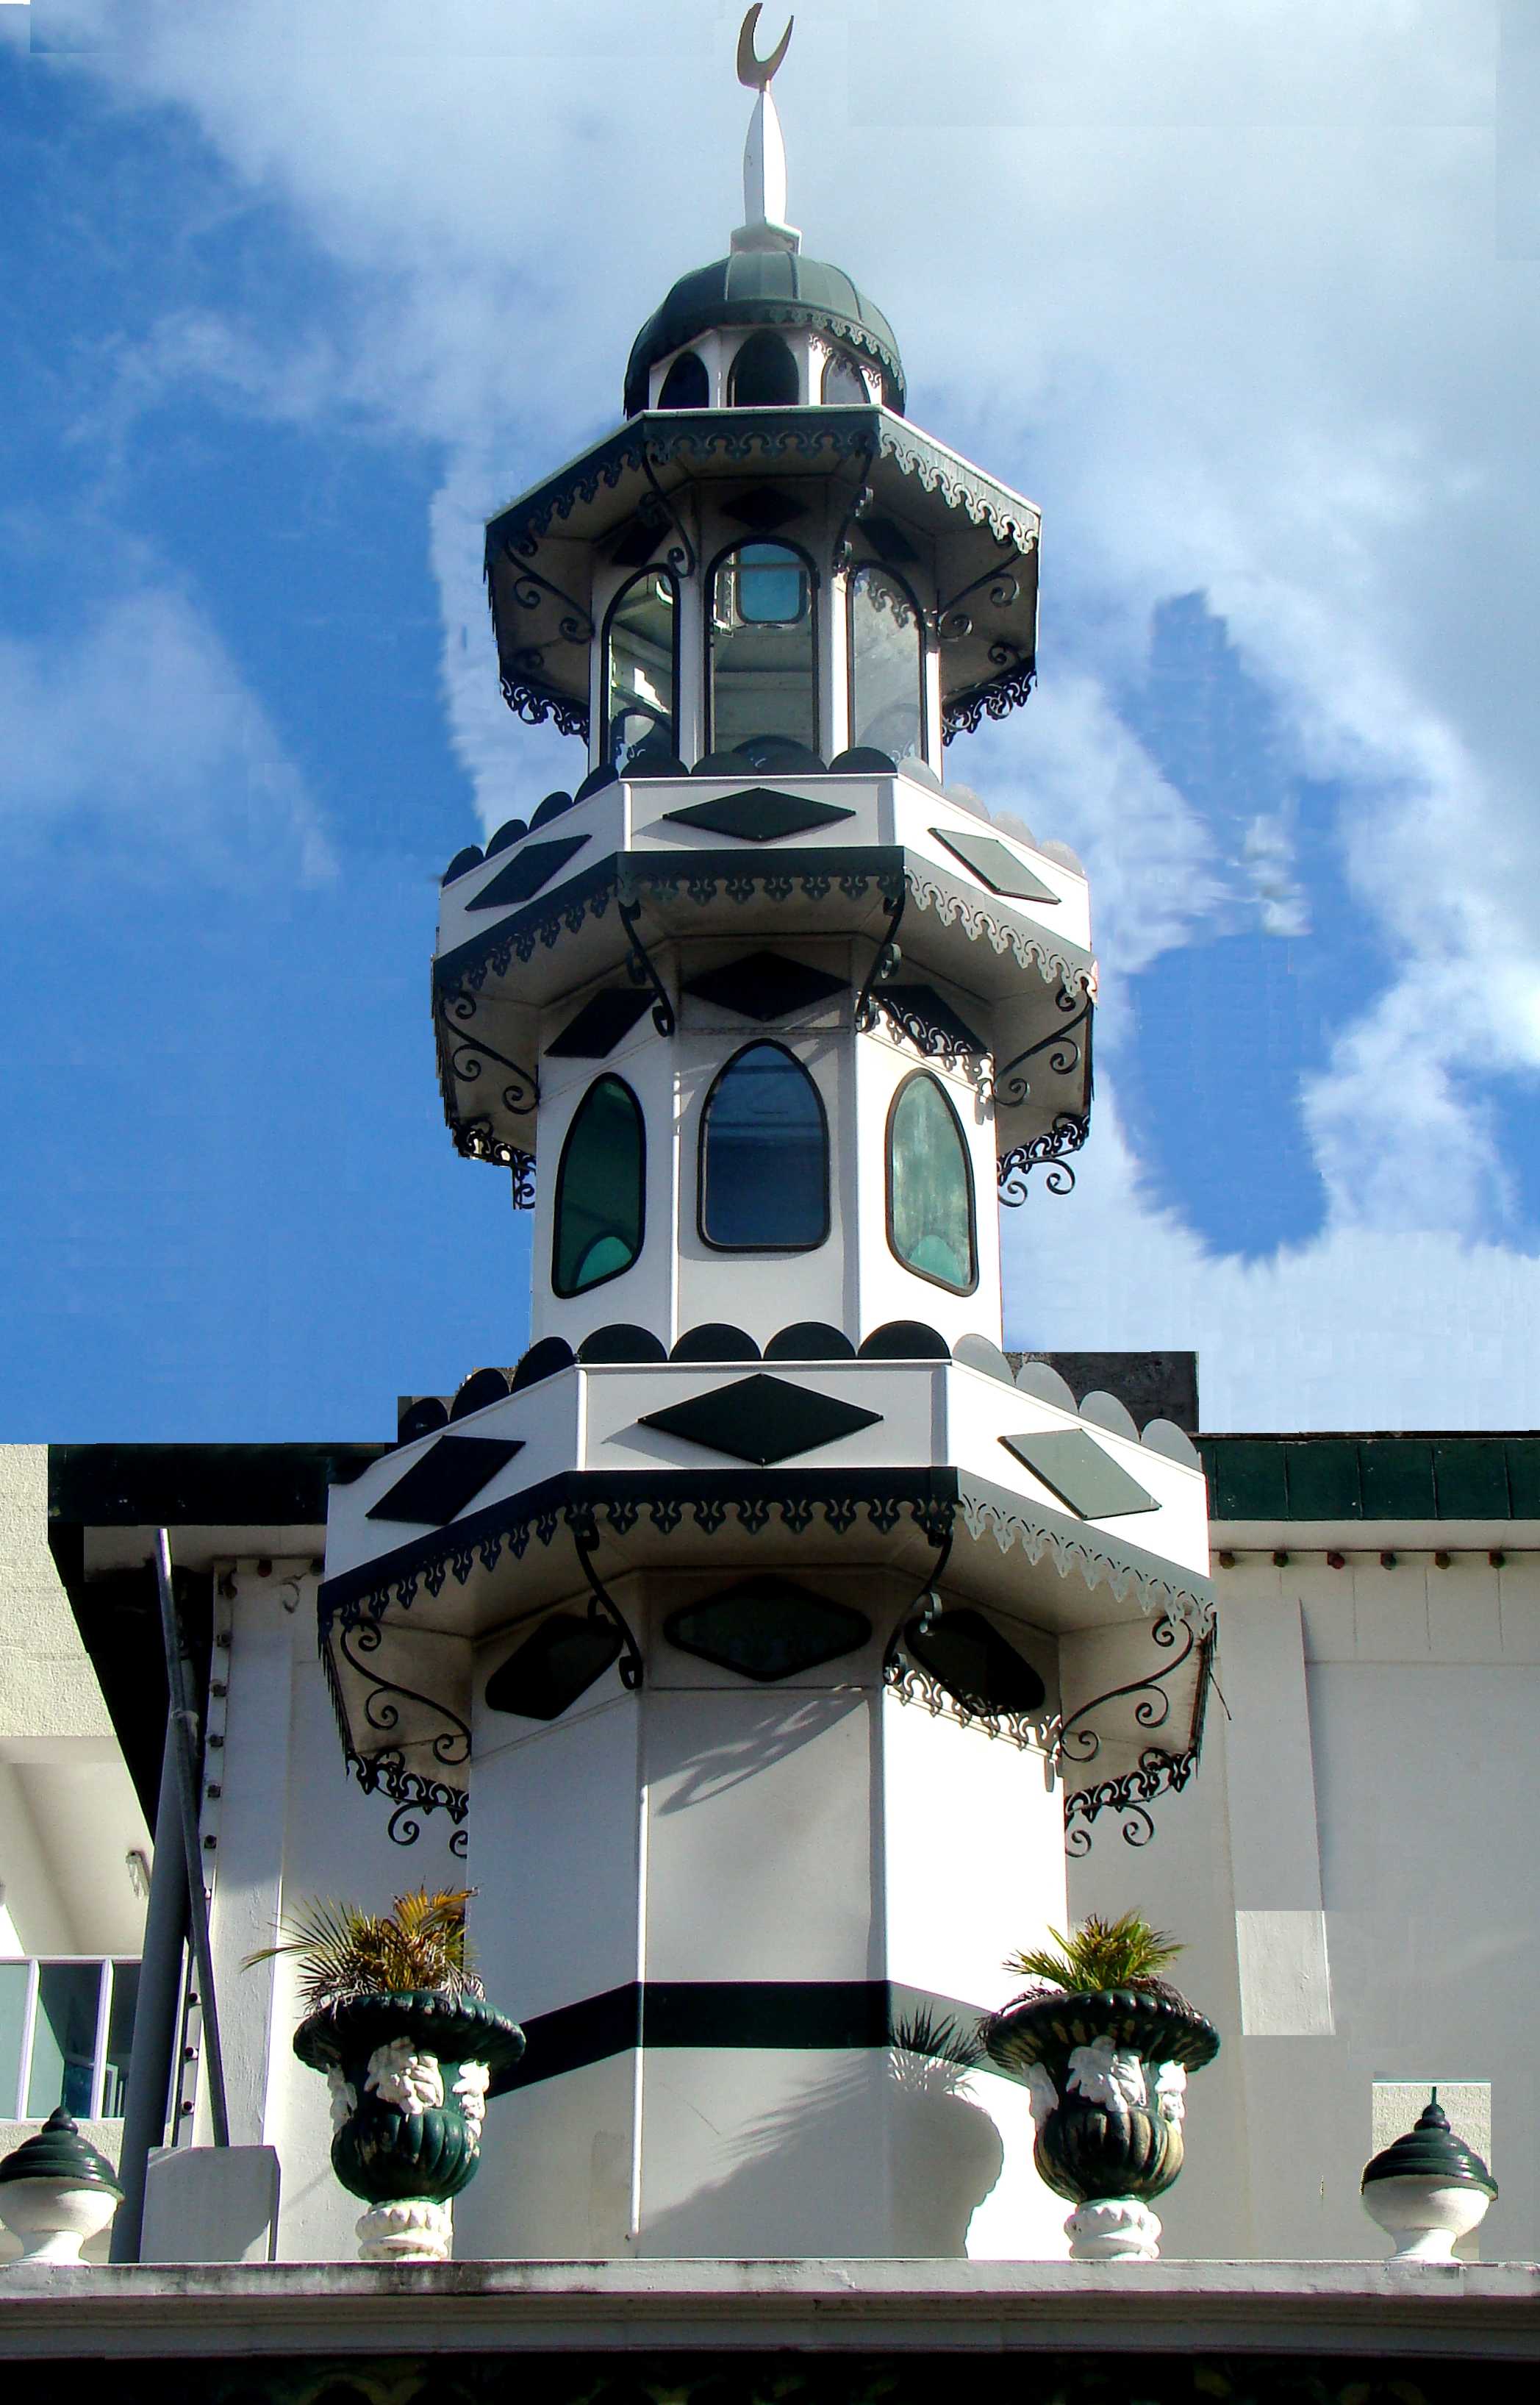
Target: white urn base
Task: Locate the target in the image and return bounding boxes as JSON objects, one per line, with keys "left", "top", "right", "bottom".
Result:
{"left": 1065, "top": 2197, "right": 1162, "bottom": 2261}
{"left": 0, "top": 2178, "right": 120, "bottom": 2265}
{"left": 1361, "top": 2176, "right": 1491, "bottom": 2261}
{"left": 355, "top": 2199, "right": 453, "bottom": 2262}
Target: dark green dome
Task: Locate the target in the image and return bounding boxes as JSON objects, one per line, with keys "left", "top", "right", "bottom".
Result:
{"left": 624, "top": 249, "right": 905, "bottom": 417}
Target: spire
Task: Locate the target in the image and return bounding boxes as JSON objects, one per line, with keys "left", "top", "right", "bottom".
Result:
{"left": 732, "top": 7, "right": 801, "bottom": 256}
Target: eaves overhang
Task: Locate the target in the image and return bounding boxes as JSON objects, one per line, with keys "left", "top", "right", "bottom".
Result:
{"left": 483, "top": 406, "right": 1041, "bottom": 743}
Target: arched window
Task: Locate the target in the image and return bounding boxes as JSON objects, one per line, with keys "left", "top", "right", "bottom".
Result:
{"left": 708, "top": 541, "right": 817, "bottom": 756}
{"left": 699, "top": 1041, "right": 828, "bottom": 1251}
{"left": 553, "top": 1076, "right": 645, "bottom": 1297}
{"left": 822, "top": 348, "right": 869, "bottom": 404}
{"left": 886, "top": 1073, "right": 976, "bottom": 1294}
{"left": 848, "top": 565, "right": 924, "bottom": 761}
{"left": 657, "top": 349, "right": 709, "bottom": 410}
{"left": 729, "top": 329, "right": 799, "bottom": 407}
{"left": 603, "top": 569, "right": 678, "bottom": 768}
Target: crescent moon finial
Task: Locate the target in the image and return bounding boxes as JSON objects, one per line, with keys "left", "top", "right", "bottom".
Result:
{"left": 737, "top": 4, "right": 793, "bottom": 94}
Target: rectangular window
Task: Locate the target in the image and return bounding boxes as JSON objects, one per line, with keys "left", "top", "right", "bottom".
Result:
{"left": 1, "top": 1959, "right": 140, "bottom": 2120}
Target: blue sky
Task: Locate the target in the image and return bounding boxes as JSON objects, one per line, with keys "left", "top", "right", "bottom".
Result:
{"left": 3, "top": 1, "right": 1539, "bottom": 1436}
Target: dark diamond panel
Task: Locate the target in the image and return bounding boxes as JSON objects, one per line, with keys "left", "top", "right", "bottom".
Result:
{"left": 662, "top": 789, "right": 856, "bottom": 843}
{"left": 683, "top": 951, "right": 847, "bottom": 1023}
{"left": 546, "top": 988, "right": 653, "bottom": 1059}
{"left": 1000, "top": 1429, "right": 1158, "bottom": 1520}
{"left": 640, "top": 1373, "right": 882, "bottom": 1466}
{"left": 722, "top": 487, "right": 808, "bottom": 532}
{"left": 666, "top": 1577, "right": 871, "bottom": 1683}
{"left": 484, "top": 1610, "right": 623, "bottom": 1720}
{"left": 467, "top": 831, "right": 591, "bottom": 911}
{"left": 904, "top": 1606, "right": 1046, "bottom": 1715}
{"left": 368, "top": 1434, "right": 524, "bottom": 1526}
{"left": 931, "top": 826, "right": 1059, "bottom": 903}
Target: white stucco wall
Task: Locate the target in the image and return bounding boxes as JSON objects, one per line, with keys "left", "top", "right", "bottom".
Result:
{"left": 1070, "top": 1540, "right": 1540, "bottom": 2264}
{"left": 0, "top": 1446, "right": 148, "bottom": 1961}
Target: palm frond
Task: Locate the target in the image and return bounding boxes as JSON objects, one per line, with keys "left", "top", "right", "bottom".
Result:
{"left": 243, "top": 1887, "right": 482, "bottom": 2012}
{"left": 1005, "top": 1911, "right": 1183, "bottom": 1995}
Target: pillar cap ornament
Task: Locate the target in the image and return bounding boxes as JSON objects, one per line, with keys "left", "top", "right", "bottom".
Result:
{"left": 1361, "top": 2091, "right": 1496, "bottom": 2196}
{"left": 0, "top": 2106, "right": 122, "bottom": 2196}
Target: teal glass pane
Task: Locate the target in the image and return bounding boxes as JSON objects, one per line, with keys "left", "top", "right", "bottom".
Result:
{"left": 701, "top": 1043, "right": 827, "bottom": 1249}
{"left": 887, "top": 1075, "right": 976, "bottom": 1293}
{"left": 606, "top": 571, "right": 676, "bottom": 767}
{"left": 27, "top": 1960, "right": 101, "bottom": 2119}
{"left": 553, "top": 1076, "right": 645, "bottom": 1297}
{"left": 102, "top": 1961, "right": 140, "bottom": 2118}
{"left": 0, "top": 1962, "right": 29, "bottom": 2117}
{"left": 710, "top": 544, "right": 816, "bottom": 752}
{"left": 849, "top": 565, "right": 923, "bottom": 760}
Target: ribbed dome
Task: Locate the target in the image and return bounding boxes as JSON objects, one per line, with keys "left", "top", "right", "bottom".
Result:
{"left": 624, "top": 249, "right": 905, "bottom": 417}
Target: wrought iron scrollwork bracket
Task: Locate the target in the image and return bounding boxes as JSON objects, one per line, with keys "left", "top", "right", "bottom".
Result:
{"left": 638, "top": 445, "right": 698, "bottom": 579}
{"left": 438, "top": 984, "right": 540, "bottom": 1119}
{"left": 570, "top": 1515, "right": 645, "bottom": 1692}
{"left": 935, "top": 542, "right": 1025, "bottom": 643}
{"left": 500, "top": 537, "right": 597, "bottom": 648}
{"left": 337, "top": 1619, "right": 472, "bottom": 1851}
{"left": 831, "top": 438, "right": 879, "bottom": 573}
{"left": 988, "top": 990, "right": 1092, "bottom": 1112}
{"left": 616, "top": 894, "right": 676, "bottom": 1036}
{"left": 853, "top": 887, "right": 906, "bottom": 1032}
{"left": 1053, "top": 1619, "right": 1213, "bottom": 1853}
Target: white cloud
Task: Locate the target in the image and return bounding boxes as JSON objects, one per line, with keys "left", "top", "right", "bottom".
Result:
{"left": 0, "top": 585, "right": 330, "bottom": 880}
{"left": 1005, "top": 1078, "right": 1540, "bottom": 1432}
{"left": 36, "top": 0, "right": 1540, "bottom": 1408}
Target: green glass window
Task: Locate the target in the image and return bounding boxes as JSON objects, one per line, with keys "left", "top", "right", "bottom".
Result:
{"left": 699, "top": 1041, "right": 828, "bottom": 1251}
{"left": 27, "top": 1960, "right": 99, "bottom": 2118}
{"left": 604, "top": 569, "right": 678, "bottom": 768}
{"left": 553, "top": 1076, "right": 645, "bottom": 1298}
{"left": 887, "top": 1073, "right": 977, "bottom": 1294}
{"left": 709, "top": 542, "right": 817, "bottom": 754}
{"left": 848, "top": 565, "right": 924, "bottom": 761}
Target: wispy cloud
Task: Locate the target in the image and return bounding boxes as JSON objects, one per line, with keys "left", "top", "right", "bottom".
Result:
{"left": 0, "top": 584, "right": 332, "bottom": 881}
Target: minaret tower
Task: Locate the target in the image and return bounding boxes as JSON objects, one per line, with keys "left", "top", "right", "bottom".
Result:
{"left": 317, "top": 16, "right": 1214, "bottom": 2259}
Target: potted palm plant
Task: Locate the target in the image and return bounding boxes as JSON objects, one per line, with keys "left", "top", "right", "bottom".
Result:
{"left": 248, "top": 1887, "right": 524, "bottom": 2262}
{"left": 980, "top": 1912, "right": 1219, "bottom": 2261}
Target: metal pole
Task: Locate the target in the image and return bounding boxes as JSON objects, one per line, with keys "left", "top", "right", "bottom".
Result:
{"left": 109, "top": 1720, "right": 188, "bottom": 2262}
{"left": 154, "top": 1526, "right": 231, "bottom": 2149}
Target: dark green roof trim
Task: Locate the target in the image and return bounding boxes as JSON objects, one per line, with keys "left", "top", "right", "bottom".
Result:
{"left": 624, "top": 251, "right": 905, "bottom": 416}
{"left": 48, "top": 1441, "right": 385, "bottom": 1534}
{"left": 484, "top": 408, "right": 1039, "bottom": 567}
{"left": 435, "top": 846, "right": 1093, "bottom": 998}
{"left": 1200, "top": 1434, "right": 1540, "bottom": 1522}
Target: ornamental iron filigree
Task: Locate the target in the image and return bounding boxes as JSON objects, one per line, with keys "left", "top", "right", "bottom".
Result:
{"left": 942, "top": 653, "right": 1037, "bottom": 743}
{"left": 853, "top": 887, "right": 906, "bottom": 1032}
{"left": 989, "top": 989, "right": 1092, "bottom": 1112}
{"left": 437, "top": 985, "right": 540, "bottom": 1119}
{"left": 616, "top": 896, "right": 676, "bottom": 1037}
{"left": 570, "top": 1514, "right": 645, "bottom": 1692}
{"left": 1053, "top": 1618, "right": 1214, "bottom": 1854}
{"left": 327, "top": 1620, "right": 472, "bottom": 1850}
{"left": 451, "top": 1121, "right": 536, "bottom": 1207}
{"left": 998, "top": 1112, "right": 1091, "bottom": 1204}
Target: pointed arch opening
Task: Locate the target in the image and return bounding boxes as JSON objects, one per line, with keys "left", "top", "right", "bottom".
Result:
{"left": 602, "top": 568, "right": 679, "bottom": 770}
{"left": 657, "top": 349, "right": 709, "bottom": 410}
{"left": 729, "top": 329, "right": 800, "bottom": 407}
{"left": 698, "top": 1040, "right": 829, "bottom": 1252}
{"left": 886, "top": 1072, "right": 978, "bottom": 1295}
{"left": 553, "top": 1075, "right": 645, "bottom": 1297}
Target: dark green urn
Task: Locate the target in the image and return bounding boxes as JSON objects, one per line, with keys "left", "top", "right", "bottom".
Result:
{"left": 982, "top": 1986, "right": 1220, "bottom": 2211}
{"left": 293, "top": 1988, "right": 525, "bottom": 2210}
